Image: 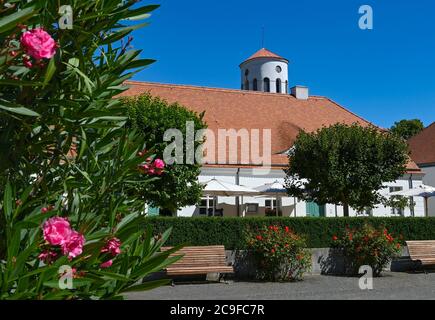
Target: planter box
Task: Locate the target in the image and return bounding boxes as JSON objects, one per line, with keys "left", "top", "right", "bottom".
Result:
{"left": 225, "top": 246, "right": 413, "bottom": 279}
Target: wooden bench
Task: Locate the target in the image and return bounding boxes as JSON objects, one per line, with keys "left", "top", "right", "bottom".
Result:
{"left": 161, "top": 245, "right": 234, "bottom": 277}
{"left": 406, "top": 240, "right": 435, "bottom": 271}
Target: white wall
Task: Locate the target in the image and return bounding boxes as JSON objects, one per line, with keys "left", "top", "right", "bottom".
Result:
{"left": 422, "top": 165, "right": 435, "bottom": 216}
{"left": 240, "top": 58, "right": 289, "bottom": 93}
{"left": 177, "top": 168, "right": 426, "bottom": 218}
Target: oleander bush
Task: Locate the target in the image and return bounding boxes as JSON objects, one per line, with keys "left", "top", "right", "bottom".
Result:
{"left": 246, "top": 225, "right": 311, "bottom": 281}
{"left": 145, "top": 216, "right": 435, "bottom": 249}
{"left": 331, "top": 224, "right": 402, "bottom": 277}
{"left": 0, "top": 1, "right": 182, "bottom": 300}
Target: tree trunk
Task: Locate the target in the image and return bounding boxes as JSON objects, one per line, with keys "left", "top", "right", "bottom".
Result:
{"left": 343, "top": 203, "right": 350, "bottom": 217}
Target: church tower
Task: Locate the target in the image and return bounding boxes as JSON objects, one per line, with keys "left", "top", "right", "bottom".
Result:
{"left": 239, "top": 48, "right": 289, "bottom": 94}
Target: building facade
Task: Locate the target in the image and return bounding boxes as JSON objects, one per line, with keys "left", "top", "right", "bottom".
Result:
{"left": 122, "top": 48, "right": 425, "bottom": 217}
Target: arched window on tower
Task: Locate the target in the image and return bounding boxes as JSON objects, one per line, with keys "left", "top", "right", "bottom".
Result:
{"left": 264, "top": 78, "right": 270, "bottom": 92}
{"left": 276, "top": 78, "right": 282, "bottom": 93}
{"left": 285, "top": 81, "right": 288, "bottom": 94}
{"left": 244, "top": 79, "right": 249, "bottom": 90}
{"left": 253, "top": 79, "right": 258, "bottom": 91}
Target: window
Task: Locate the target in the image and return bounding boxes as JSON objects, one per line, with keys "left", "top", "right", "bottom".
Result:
{"left": 265, "top": 199, "right": 278, "bottom": 216}
{"left": 276, "top": 65, "right": 282, "bottom": 73}
{"left": 389, "top": 187, "right": 404, "bottom": 215}
{"left": 276, "top": 78, "right": 282, "bottom": 93}
{"left": 245, "top": 69, "right": 249, "bottom": 76}
{"left": 198, "top": 197, "right": 215, "bottom": 215}
{"left": 246, "top": 203, "right": 259, "bottom": 213}
{"left": 244, "top": 79, "right": 249, "bottom": 90}
{"left": 253, "top": 78, "right": 258, "bottom": 91}
{"left": 285, "top": 81, "right": 288, "bottom": 94}
{"left": 265, "top": 199, "right": 277, "bottom": 209}
{"left": 264, "top": 78, "right": 270, "bottom": 92}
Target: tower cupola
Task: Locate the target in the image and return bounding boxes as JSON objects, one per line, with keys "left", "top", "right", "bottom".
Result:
{"left": 239, "top": 48, "right": 289, "bottom": 94}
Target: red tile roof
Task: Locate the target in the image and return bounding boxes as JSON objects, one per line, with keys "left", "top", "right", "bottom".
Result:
{"left": 408, "top": 122, "right": 435, "bottom": 165}
{"left": 119, "top": 81, "right": 421, "bottom": 172}
{"left": 241, "top": 48, "right": 288, "bottom": 65}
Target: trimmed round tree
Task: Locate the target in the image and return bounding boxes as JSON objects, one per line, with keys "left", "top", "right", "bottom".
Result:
{"left": 390, "top": 119, "right": 424, "bottom": 140}
{"left": 126, "top": 94, "right": 207, "bottom": 214}
{"left": 285, "top": 123, "right": 409, "bottom": 216}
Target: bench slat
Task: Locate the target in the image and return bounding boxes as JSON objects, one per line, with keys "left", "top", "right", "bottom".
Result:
{"left": 161, "top": 245, "right": 234, "bottom": 277}
{"left": 406, "top": 240, "right": 435, "bottom": 267}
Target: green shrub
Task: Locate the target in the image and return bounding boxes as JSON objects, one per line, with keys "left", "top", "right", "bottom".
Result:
{"left": 331, "top": 224, "right": 402, "bottom": 276}
{"left": 246, "top": 225, "right": 311, "bottom": 281}
{"left": 125, "top": 94, "right": 207, "bottom": 212}
{"left": 0, "top": 1, "right": 181, "bottom": 300}
{"left": 145, "top": 216, "right": 435, "bottom": 249}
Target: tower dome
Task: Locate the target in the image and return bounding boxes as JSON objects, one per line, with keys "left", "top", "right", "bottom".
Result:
{"left": 239, "top": 48, "right": 289, "bottom": 94}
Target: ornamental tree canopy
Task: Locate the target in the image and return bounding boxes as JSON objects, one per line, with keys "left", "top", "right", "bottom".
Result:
{"left": 284, "top": 123, "right": 409, "bottom": 215}
{"left": 390, "top": 119, "right": 424, "bottom": 140}
{"left": 126, "top": 94, "right": 207, "bottom": 213}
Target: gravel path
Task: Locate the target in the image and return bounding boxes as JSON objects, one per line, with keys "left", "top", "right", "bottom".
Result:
{"left": 125, "top": 272, "right": 435, "bottom": 300}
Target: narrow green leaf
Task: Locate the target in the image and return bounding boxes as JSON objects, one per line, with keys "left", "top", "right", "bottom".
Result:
{"left": 0, "top": 79, "right": 43, "bottom": 86}
{"left": 0, "top": 103, "right": 40, "bottom": 117}
{"left": 0, "top": 6, "right": 37, "bottom": 33}
{"left": 3, "top": 182, "right": 12, "bottom": 221}
{"left": 121, "top": 279, "right": 169, "bottom": 293}
{"left": 92, "top": 270, "right": 130, "bottom": 282}
{"left": 43, "top": 57, "right": 57, "bottom": 87}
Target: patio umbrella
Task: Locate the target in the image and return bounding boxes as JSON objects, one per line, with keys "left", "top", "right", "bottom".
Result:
{"left": 254, "top": 180, "right": 290, "bottom": 217}
{"left": 201, "top": 178, "right": 259, "bottom": 216}
{"left": 389, "top": 184, "right": 435, "bottom": 217}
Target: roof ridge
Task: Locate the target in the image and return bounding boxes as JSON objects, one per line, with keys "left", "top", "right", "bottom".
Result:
{"left": 408, "top": 120, "right": 435, "bottom": 142}
{"left": 240, "top": 48, "right": 289, "bottom": 65}
{"left": 316, "top": 95, "right": 381, "bottom": 129}
{"left": 125, "top": 80, "right": 325, "bottom": 99}
{"left": 425, "top": 121, "right": 435, "bottom": 130}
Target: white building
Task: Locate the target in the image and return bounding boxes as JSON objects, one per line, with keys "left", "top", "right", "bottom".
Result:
{"left": 409, "top": 122, "right": 435, "bottom": 216}
{"left": 122, "top": 48, "right": 425, "bottom": 217}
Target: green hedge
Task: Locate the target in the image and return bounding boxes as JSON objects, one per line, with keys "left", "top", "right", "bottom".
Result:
{"left": 145, "top": 217, "right": 435, "bottom": 249}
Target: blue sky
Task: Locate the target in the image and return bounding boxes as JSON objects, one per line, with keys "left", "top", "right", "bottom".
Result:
{"left": 131, "top": 0, "right": 435, "bottom": 128}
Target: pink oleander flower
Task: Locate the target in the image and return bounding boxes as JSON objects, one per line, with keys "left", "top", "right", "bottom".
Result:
{"left": 101, "top": 237, "right": 122, "bottom": 256}
{"left": 38, "top": 250, "right": 58, "bottom": 264}
{"left": 20, "top": 28, "right": 56, "bottom": 60}
{"left": 153, "top": 159, "right": 165, "bottom": 169}
{"left": 100, "top": 260, "right": 113, "bottom": 268}
{"left": 61, "top": 230, "right": 85, "bottom": 259}
{"left": 138, "top": 163, "right": 150, "bottom": 174}
{"left": 43, "top": 217, "right": 72, "bottom": 246}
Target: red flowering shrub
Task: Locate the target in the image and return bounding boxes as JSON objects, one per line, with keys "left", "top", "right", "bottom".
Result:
{"left": 246, "top": 225, "right": 311, "bottom": 281}
{"left": 331, "top": 224, "right": 402, "bottom": 276}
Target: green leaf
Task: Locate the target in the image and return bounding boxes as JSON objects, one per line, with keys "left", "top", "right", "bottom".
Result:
{"left": 0, "top": 102, "right": 40, "bottom": 117}
{"left": 78, "top": 127, "right": 87, "bottom": 160}
{"left": 92, "top": 270, "right": 130, "bottom": 282}
{"left": 0, "top": 6, "right": 37, "bottom": 33}
{"left": 3, "top": 182, "right": 12, "bottom": 222}
{"left": 123, "top": 5, "right": 160, "bottom": 20}
{"left": 121, "top": 279, "right": 170, "bottom": 293}
{"left": 0, "top": 79, "right": 43, "bottom": 86}
{"left": 43, "top": 58, "right": 57, "bottom": 87}
{"left": 100, "top": 22, "right": 149, "bottom": 45}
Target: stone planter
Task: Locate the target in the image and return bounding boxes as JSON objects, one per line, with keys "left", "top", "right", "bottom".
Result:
{"left": 226, "top": 247, "right": 413, "bottom": 279}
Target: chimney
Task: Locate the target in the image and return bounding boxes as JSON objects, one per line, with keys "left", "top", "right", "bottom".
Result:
{"left": 291, "top": 85, "right": 309, "bottom": 100}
